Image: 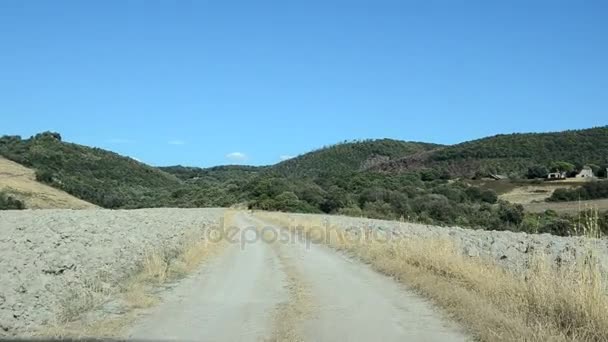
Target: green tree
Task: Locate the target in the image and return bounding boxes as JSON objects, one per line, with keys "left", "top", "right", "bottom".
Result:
{"left": 320, "top": 186, "right": 348, "bottom": 213}
{"left": 526, "top": 165, "right": 549, "bottom": 179}
{"left": 480, "top": 190, "right": 498, "bottom": 204}
{"left": 498, "top": 202, "right": 524, "bottom": 226}
{"left": 35, "top": 169, "right": 54, "bottom": 183}
{"left": 550, "top": 161, "right": 575, "bottom": 173}
{"left": 274, "top": 191, "right": 300, "bottom": 211}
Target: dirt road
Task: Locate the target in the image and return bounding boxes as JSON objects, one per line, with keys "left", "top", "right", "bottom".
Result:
{"left": 128, "top": 214, "right": 468, "bottom": 341}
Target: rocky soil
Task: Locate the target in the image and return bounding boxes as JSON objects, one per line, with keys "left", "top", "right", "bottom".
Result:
{"left": 0, "top": 208, "right": 224, "bottom": 336}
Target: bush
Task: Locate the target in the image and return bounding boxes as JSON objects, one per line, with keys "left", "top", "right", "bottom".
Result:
{"left": 464, "top": 186, "right": 496, "bottom": 203}
{"left": 547, "top": 181, "right": 608, "bottom": 202}
{"left": 337, "top": 206, "right": 363, "bottom": 217}
{"left": 539, "top": 218, "right": 573, "bottom": 236}
{"left": 0, "top": 192, "right": 25, "bottom": 210}
{"left": 420, "top": 168, "right": 450, "bottom": 181}
{"left": 497, "top": 202, "right": 524, "bottom": 226}
{"left": 480, "top": 190, "right": 498, "bottom": 204}
{"left": 363, "top": 200, "right": 396, "bottom": 220}
{"left": 35, "top": 169, "right": 54, "bottom": 183}
{"left": 412, "top": 194, "right": 457, "bottom": 223}
{"left": 274, "top": 191, "right": 301, "bottom": 212}
{"left": 526, "top": 165, "right": 549, "bottom": 179}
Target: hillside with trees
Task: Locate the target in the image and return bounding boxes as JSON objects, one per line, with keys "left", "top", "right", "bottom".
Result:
{"left": 0, "top": 132, "right": 184, "bottom": 208}
{"left": 266, "top": 139, "right": 441, "bottom": 179}
{"left": 372, "top": 126, "right": 608, "bottom": 178}
{"left": 160, "top": 164, "right": 265, "bottom": 184}
{"left": 2, "top": 130, "right": 606, "bottom": 236}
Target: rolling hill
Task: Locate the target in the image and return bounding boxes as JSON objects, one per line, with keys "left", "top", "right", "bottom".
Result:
{"left": 265, "top": 139, "right": 441, "bottom": 179}
{"left": 0, "top": 132, "right": 184, "bottom": 208}
{"left": 2, "top": 129, "right": 605, "bottom": 236}
{"left": 372, "top": 126, "right": 608, "bottom": 178}
{"left": 0, "top": 156, "right": 96, "bottom": 209}
{"left": 160, "top": 164, "right": 265, "bottom": 184}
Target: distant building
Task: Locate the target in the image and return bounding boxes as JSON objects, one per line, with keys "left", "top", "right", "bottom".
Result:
{"left": 575, "top": 166, "right": 595, "bottom": 179}
{"left": 547, "top": 172, "right": 566, "bottom": 180}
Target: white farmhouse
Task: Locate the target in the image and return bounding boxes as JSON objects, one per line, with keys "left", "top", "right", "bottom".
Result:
{"left": 575, "top": 166, "right": 594, "bottom": 179}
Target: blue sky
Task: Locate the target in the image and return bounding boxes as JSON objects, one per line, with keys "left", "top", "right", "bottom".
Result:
{"left": 1, "top": 1, "right": 606, "bottom": 167}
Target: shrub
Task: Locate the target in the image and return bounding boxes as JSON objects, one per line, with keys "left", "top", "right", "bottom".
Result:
{"left": 465, "top": 186, "right": 496, "bottom": 203}
{"left": 363, "top": 200, "right": 396, "bottom": 220}
{"left": 274, "top": 191, "right": 301, "bottom": 212}
{"left": 526, "top": 165, "right": 549, "bottom": 179}
{"left": 539, "top": 218, "right": 573, "bottom": 236}
{"left": 35, "top": 169, "right": 54, "bottom": 183}
{"left": 480, "top": 190, "right": 498, "bottom": 204}
{"left": 497, "top": 202, "right": 524, "bottom": 226}
{"left": 0, "top": 192, "right": 25, "bottom": 210}
{"left": 547, "top": 181, "right": 608, "bottom": 202}
{"left": 337, "top": 206, "right": 363, "bottom": 217}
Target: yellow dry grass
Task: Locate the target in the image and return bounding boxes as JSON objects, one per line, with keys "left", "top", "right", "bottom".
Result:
{"left": 256, "top": 212, "right": 608, "bottom": 342}
{"left": 524, "top": 198, "right": 608, "bottom": 214}
{"left": 0, "top": 156, "right": 96, "bottom": 209}
{"left": 499, "top": 183, "right": 575, "bottom": 204}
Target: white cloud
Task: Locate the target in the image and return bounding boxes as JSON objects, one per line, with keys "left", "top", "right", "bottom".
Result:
{"left": 226, "top": 152, "right": 248, "bottom": 163}
{"left": 107, "top": 138, "right": 134, "bottom": 144}
{"left": 279, "top": 155, "right": 295, "bottom": 161}
{"left": 168, "top": 140, "right": 186, "bottom": 145}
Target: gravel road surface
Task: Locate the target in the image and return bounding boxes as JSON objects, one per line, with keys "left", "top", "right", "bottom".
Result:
{"left": 127, "top": 213, "right": 468, "bottom": 341}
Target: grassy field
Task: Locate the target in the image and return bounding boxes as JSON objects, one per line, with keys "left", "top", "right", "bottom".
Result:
{"left": 256, "top": 211, "right": 608, "bottom": 342}
{"left": 498, "top": 182, "right": 577, "bottom": 204}
{"left": 523, "top": 198, "right": 608, "bottom": 214}
{"left": 0, "top": 157, "right": 96, "bottom": 209}
{"left": 476, "top": 178, "right": 608, "bottom": 213}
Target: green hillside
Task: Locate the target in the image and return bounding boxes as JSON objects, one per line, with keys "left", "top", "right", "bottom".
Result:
{"left": 160, "top": 164, "right": 265, "bottom": 184}
{"left": 267, "top": 139, "right": 441, "bottom": 178}
{"left": 2, "top": 130, "right": 605, "bottom": 236}
{"left": 373, "top": 126, "right": 608, "bottom": 178}
{"left": 0, "top": 132, "right": 184, "bottom": 208}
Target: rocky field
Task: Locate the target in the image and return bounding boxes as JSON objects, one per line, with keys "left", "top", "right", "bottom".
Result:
{"left": 0, "top": 208, "right": 224, "bottom": 336}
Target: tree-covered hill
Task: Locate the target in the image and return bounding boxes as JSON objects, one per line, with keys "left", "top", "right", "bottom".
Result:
{"left": 266, "top": 139, "right": 442, "bottom": 179}
{"left": 2, "top": 130, "right": 606, "bottom": 236}
{"left": 372, "top": 126, "right": 608, "bottom": 178}
{"left": 160, "top": 164, "right": 265, "bottom": 183}
{"left": 0, "top": 132, "right": 184, "bottom": 208}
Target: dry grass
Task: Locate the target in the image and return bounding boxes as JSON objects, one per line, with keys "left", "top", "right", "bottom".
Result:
{"left": 499, "top": 183, "right": 571, "bottom": 204}
{"left": 256, "top": 212, "right": 608, "bottom": 342}
{"left": 0, "top": 156, "right": 96, "bottom": 209}
{"left": 524, "top": 198, "right": 608, "bottom": 214}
